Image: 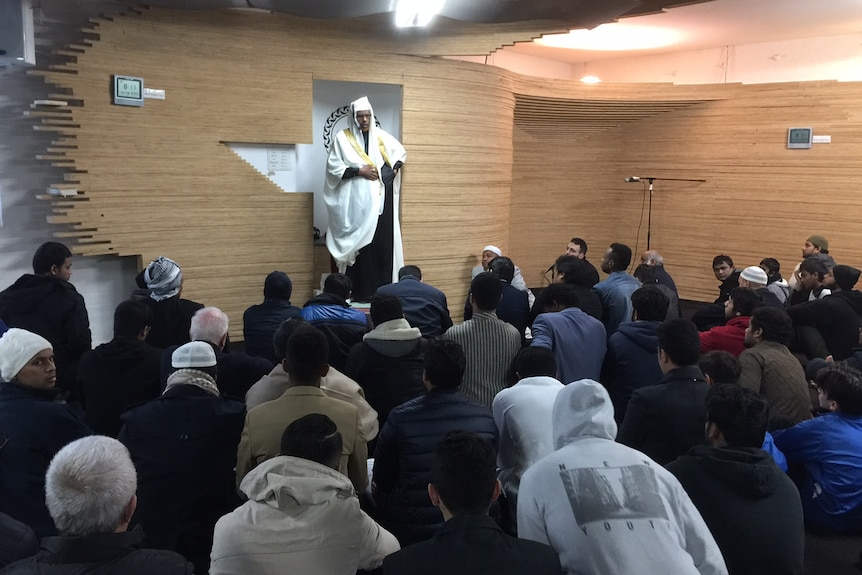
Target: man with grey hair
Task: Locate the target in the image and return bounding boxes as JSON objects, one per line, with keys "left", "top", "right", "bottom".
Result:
{"left": 3, "top": 435, "right": 192, "bottom": 573}
{"left": 641, "top": 249, "right": 679, "bottom": 301}
{"left": 159, "top": 306, "right": 272, "bottom": 398}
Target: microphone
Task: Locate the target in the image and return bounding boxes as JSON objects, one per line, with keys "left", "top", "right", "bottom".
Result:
{"left": 624, "top": 176, "right": 640, "bottom": 183}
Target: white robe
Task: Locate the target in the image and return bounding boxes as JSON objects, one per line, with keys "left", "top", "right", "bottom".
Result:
{"left": 323, "top": 119, "right": 406, "bottom": 280}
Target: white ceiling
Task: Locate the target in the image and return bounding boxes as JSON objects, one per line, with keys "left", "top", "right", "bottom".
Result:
{"left": 504, "top": 0, "right": 862, "bottom": 64}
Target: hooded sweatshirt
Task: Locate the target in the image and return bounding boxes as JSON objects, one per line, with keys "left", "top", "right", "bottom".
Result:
{"left": 788, "top": 290, "right": 862, "bottom": 360}
{"left": 518, "top": 380, "right": 727, "bottom": 575}
{"left": 667, "top": 445, "right": 804, "bottom": 575}
{"left": 344, "top": 318, "right": 426, "bottom": 430}
{"left": 78, "top": 336, "right": 163, "bottom": 436}
{"left": 210, "top": 455, "right": 399, "bottom": 575}
{"left": 603, "top": 320, "right": 663, "bottom": 421}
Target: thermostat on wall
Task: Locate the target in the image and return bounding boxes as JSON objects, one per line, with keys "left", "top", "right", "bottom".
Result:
{"left": 113, "top": 74, "right": 144, "bottom": 107}
{"left": 787, "top": 127, "right": 813, "bottom": 149}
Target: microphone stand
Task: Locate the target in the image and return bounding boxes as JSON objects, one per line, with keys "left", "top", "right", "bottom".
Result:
{"left": 634, "top": 176, "right": 706, "bottom": 250}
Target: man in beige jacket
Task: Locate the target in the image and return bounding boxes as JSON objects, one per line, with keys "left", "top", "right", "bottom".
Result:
{"left": 236, "top": 324, "right": 368, "bottom": 492}
{"left": 213, "top": 414, "right": 398, "bottom": 574}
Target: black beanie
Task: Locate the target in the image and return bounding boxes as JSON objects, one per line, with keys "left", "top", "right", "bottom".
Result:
{"left": 832, "top": 265, "right": 861, "bottom": 292}
{"left": 264, "top": 271, "right": 293, "bottom": 300}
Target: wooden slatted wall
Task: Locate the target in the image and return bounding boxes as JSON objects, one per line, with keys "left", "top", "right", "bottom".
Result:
{"left": 508, "top": 79, "right": 862, "bottom": 302}
{"left": 34, "top": 7, "right": 518, "bottom": 334}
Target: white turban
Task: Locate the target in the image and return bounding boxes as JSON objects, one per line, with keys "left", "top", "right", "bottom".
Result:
{"left": 482, "top": 245, "right": 503, "bottom": 257}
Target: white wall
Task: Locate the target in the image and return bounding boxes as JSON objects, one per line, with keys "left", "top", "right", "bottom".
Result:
{"left": 492, "top": 32, "right": 862, "bottom": 84}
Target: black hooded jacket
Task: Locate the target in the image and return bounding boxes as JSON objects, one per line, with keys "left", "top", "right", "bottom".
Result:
{"left": 0, "top": 275, "right": 91, "bottom": 395}
{"left": 667, "top": 445, "right": 804, "bottom": 575}
{"left": 788, "top": 290, "right": 862, "bottom": 360}
{"left": 77, "top": 337, "right": 163, "bottom": 437}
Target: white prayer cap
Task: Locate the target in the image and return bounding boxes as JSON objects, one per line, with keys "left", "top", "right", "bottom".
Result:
{"left": 482, "top": 245, "right": 502, "bottom": 257}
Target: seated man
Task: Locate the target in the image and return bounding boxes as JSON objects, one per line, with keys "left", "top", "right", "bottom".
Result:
{"left": 617, "top": 319, "right": 709, "bottom": 464}
{"left": 444, "top": 272, "right": 521, "bottom": 407}
{"left": 738, "top": 307, "right": 813, "bottom": 427}
{"left": 641, "top": 250, "right": 679, "bottom": 295}
{"left": 0, "top": 329, "right": 91, "bottom": 538}
{"left": 211, "top": 414, "right": 399, "bottom": 574}
{"left": 492, "top": 347, "right": 563, "bottom": 521}
{"left": 0, "top": 241, "right": 91, "bottom": 398}
{"left": 383, "top": 432, "right": 561, "bottom": 575}
{"left": 119, "top": 341, "right": 246, "bottom": 573}
{"left": 470, "top": 245, "right": 530, "bottom": 295}
{"left": 372, "top": 339, "right": 498, "bottom": 546}
{"left": 633, "top": 264, "right": 679, "bottom": 320}
{"left": 344, "top": 293, "right": 426, "bottom": 435}
{"left": 760, "top": 257, "right": 790, "bottom": 304}
{"left": 592, "top": 242, "right": 641, "bottom": 336}
{"left": 602, "top": 286, "right": 668, "bottom": 422}
{"left": 789, "top": 264, "right": 862, "bottom": 361}
{"left": 159, "top": 307, "right": 273, "bottom": 399}
{"left": 300, "top": 273, "right": 370, "bottom": 371}
{"left": 788, "top": 257, "right": 831, "bottom": 306}
{"left": 699, "top": 287, "right": 760, "bottom": 357}
{"left": 788, "top": 234, "right": 833, "bottom": 293}
{"left": 132, "top": 255, "right": 204, "bottom": 349}
{"left": 565, "top": 237, "right": 600, "bottom": 287}
{"left": 531, "top": 255, "right": 602, "bottom": 322}
{"left": 773, "top": 363, "right": 862, "bottom": 533}
{"left": 667, "top": 385, "right": 804, "bottom": 574}
{"left": 237, "top": 324, "right": 368, "bottom": 493}
{"left": 531, "top": 283, "right": 606, "bottom": 384}
{"left": 376, "top": 265, "right": 452, "bottom": 338}
{"left": 737, "top": 265, "right": 783, "bottom": 309}
{"left": 691, "top": 254, "right": 740, "bottom": 331}
{"left": 518, "top": 379, "right": 726, "bottom": 575}
{"left": 245, "top": 317, "right": 378, "bottom": 441}
{"left": 3, "top": 436, "right": 192, "bottom": 574}
{"left": 464, "top": 257, "right": 530, "bottom": 342}
{"left": 242, "top": 271, "right": 301, "bottom": 363}
{"left": 78, "top": 299, "right": 162, "bottom": 437}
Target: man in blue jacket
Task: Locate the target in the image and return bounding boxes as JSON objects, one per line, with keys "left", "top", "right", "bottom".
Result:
{"left": 376, "top": 265, "right": 451, "bottom": 338}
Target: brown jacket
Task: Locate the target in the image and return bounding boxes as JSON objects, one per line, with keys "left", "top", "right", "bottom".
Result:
{"left": 236, "top": 385, "right": 368, "bottom": 493}
{"left": 738, "top": 341, "right": 812, "bottom": 425}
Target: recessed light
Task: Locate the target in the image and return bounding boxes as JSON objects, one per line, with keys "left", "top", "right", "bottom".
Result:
{"left": 395, "top": 0, "right": 444, "bottom": 28}
{"left": 580, "top": 75, "right": 601, "bottom": 84}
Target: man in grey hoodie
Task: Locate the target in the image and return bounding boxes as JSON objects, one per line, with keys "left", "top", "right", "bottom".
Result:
{"left": 518, "top": 379, "right": 727, "bottom": 575}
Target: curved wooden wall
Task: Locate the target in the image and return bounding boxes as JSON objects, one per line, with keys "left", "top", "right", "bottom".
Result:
{"left": 32, "top": 6, "right": 862, "bottom": 332}
{"left": 508, "top": 78, "right": 862, "bottom": 302}
{"left": 35, "top": 7, "right": 516, "bottom": 335}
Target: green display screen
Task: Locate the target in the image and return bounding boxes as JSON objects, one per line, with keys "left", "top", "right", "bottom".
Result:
{"left": 116, "top": 77, "right": 141, "bottom": 99}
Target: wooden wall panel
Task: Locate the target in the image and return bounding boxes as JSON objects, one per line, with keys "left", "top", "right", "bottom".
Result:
{"left": 510, "top": 80, "right": 862, "bottom": 303}
{"left": 35, "top": 7, "right": 517, "bottom": 334}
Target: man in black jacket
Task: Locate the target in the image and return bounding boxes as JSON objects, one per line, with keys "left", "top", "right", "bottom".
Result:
{"left": 78, "top": 299, "right": 162, "bottom": 437}
{"left": 120, "top": 341, "right": 245, "bottom": 573}
{"left": 617, "top": 318, "right": 709, "bottom": 464}
{"left": 667, "top": 384, "right": 804, "bottom": 575}
{"left": 383, "top": 432, "right": 561, "bottom": 575}
{"left": 2, "top": 435, "right": 193, "bottom": 574}
{"left": 242, "top": 271, "right": 302, "bottom": 363}
{"left": 344, "top": 293, "right": 426, "bottom": 435}
{"left": 789, "top": 264, "right": 862, "bottom": 361}
{"left": 0, "top": 242, "right": 91, "bottom": 399}
{"left": 372, "top": 339, "right": 498, "bottom": 546}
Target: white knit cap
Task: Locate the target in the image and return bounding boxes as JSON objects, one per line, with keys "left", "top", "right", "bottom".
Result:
{"left": 0, "top": 328, "right": 52, "bottom": 382}
{"left": 171, "top": 341, "right": 217, "bottom": 369}
{"left": 740, "top": 266, "right": 768, "bottom": 286}
{"left": 482, "top": 245, "right": 502, "bottom": 257}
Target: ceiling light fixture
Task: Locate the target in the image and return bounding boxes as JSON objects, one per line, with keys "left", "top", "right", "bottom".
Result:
{"left": 395, "top": 0, "right": 444, "bottom": 28}
{"left": 537, "top": 22, "right": 683, "bottom": 52}
{"left": 580, "top": 75, "right": 601, "bottom": 84}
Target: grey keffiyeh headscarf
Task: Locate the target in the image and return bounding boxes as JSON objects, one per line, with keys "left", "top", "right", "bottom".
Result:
{"left": 144, "top": 256, "right": 182, "bottom": 302}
